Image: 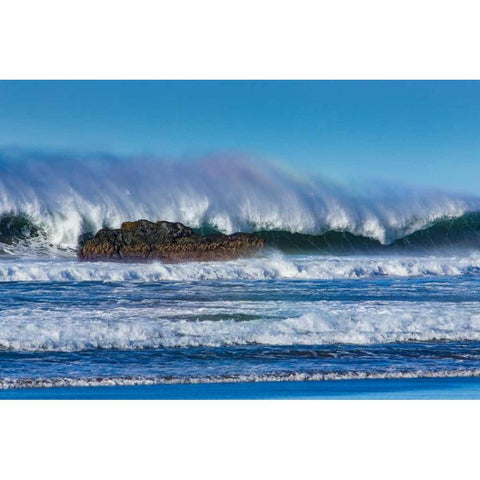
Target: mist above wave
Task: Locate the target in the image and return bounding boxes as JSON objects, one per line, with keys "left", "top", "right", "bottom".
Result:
{"left": 1, "top": 148, "right": 479, "bottom": 249}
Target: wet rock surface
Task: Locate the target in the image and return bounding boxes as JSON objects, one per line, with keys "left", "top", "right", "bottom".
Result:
{"left": 78, "top": 220, "right": 264, "bottom": 262}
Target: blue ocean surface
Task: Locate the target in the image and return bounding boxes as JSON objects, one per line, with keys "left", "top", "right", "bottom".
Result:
{"left": 1, "top": 253, "right": 480, "bottom": 397}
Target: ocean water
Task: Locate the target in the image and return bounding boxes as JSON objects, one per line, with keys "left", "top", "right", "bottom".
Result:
{"left": 1, "top": 152, "right": 480, "bottom": 395}
{"left": 1, "top": 252, "right": 480, "bottom": 391}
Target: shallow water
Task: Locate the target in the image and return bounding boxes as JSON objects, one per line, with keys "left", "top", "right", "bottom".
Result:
{"left": 3, "top": 377, "right": 480, "bottom": 399}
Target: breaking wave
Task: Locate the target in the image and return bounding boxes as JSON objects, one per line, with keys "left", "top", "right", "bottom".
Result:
{"left": 2, "top": 149, "right": 480, "bottom": 254}
{"left": 2, "top": 253, "right": 480, "bottom": 281}
{"left": 2, "top": 300, "right": 480, "bottom": 351}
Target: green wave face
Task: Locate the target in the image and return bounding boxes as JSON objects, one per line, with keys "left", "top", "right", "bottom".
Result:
{"left": 0, "top": 213, "right": 43, "bottom": 245}
{"left": 256, "top": 212, "right": 480, "bottom": 254}
{"left": 255, "top": 230, "right": 382, "bottom": 254}
{"left": 392, "top": 212, "right": 480, "bottom": 249}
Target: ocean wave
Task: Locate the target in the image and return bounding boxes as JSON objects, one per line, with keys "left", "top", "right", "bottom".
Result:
{"left": 1, "top": 300, "right": 480, "bottom": 351}
{"left": 2, "top": 369, "right": 480, "bottom": 390}
{"left": 2, "top": 149, "right": 480, "bottom": 251}
{"left": 2, "top": 253, "right": 480, "bottom": 282}
{"left": 256, "top": 212, "right": 480, "bottom": 253}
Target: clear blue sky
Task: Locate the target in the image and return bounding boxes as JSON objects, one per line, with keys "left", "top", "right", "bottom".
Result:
{"left": 1, "top": 80, "right": 479, "bottom": 193}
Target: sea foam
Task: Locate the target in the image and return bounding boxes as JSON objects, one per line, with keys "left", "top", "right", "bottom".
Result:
{"left": 2, "top": 369, "right": 480, "bottom": 390}
{"left": 2, "top": 253, "right": 480, "bottom": 282}
{"left": 1, "top": 298, "right": 480, "bottom": 351}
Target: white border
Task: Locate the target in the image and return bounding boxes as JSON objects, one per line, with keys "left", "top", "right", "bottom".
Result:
{"left": 1, "top": 1, "right": 478, "bottom": 478}
{"left": 0, "top": 400, "right": 478, "bottom": 479}
{"left": 1, "top": 0, "right": 480, "bottom": 79}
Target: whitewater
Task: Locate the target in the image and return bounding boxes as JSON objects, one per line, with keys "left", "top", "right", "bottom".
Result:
{"left": 2, "top": 150, "right": 480, "bottom": 392}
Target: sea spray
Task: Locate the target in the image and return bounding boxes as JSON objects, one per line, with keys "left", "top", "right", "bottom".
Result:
{"left": 1, "top": 149, "right": 480, "bottom": 250}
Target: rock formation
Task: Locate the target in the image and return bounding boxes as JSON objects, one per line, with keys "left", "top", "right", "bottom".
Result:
{"left": 78, "top": 219, "right": 264, "bottom": 262}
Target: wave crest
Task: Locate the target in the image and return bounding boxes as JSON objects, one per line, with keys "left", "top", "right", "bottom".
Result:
{"left": 2, "top": 149, "right": 480, "bottom": 252}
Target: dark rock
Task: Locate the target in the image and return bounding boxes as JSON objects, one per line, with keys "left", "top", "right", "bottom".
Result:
{"left": 78, "top": 219, "right": 264, "bottom": 263}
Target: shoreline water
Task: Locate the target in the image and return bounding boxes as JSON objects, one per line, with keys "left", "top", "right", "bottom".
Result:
{"left": 2, "top": 376, "right": 480, "bottom": 400}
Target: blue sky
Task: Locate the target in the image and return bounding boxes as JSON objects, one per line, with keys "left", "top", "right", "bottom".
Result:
{"left": 0, "top": 80, "right": 479, "bottom": 193}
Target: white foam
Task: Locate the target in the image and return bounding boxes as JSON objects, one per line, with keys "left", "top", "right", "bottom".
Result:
{"left": 1, "top": 252, "right": 480, "bottom": 282}
{"left": 1, "top": 299, "right": 480, "bottom": 351}
{"left": 2, "top": 369, "right": 480, "bottom": 390}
